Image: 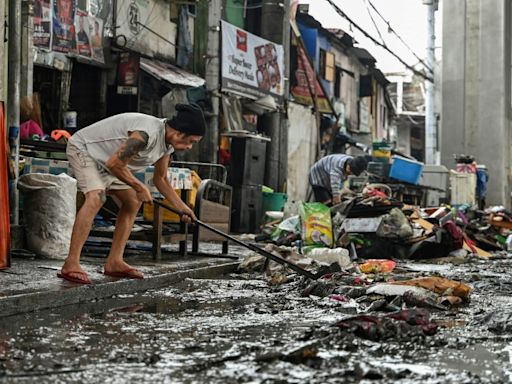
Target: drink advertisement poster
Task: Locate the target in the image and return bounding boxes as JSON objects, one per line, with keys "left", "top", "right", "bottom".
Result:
{"left": 117, "top": 52, "right": 140, "bottom": 95}
{"left": 221, "top": 20, "right": 284, "bottom": 104}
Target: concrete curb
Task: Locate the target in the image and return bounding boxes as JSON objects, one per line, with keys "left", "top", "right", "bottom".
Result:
{"left": 0, "top": 262, "right": 239, "bottom": 318}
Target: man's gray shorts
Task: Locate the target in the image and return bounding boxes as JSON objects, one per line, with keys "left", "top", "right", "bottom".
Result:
{"left": 66, "top": 143, "right": 131, "bottom": 194}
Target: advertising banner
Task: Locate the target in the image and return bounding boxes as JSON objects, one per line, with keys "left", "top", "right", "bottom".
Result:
{"left": 89, "top": 0, "right": 114, "bottom": 37}
{"left": 290, "top": 44, "right": 331, "bottom": 113}
{"left": 89, "top": 15, "right": 104, "bottom": 63}
{"left": 221, "top": 20, "right": 284, "bottom": 104}
{"left": 75, "top": 10, "right": 92, "bottom": 57}
{"left": 117, "top": 52, "right": 140, "bottom": 95}
{"left": 33, "top": 0, "right": 52, "bottom": 50}
{"left": 52, "top": 0, "right": 76, "bottom": 53}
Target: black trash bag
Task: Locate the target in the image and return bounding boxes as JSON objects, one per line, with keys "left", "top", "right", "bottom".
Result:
{"left": 407, "top": 227, "right": 460, "bottom": 260}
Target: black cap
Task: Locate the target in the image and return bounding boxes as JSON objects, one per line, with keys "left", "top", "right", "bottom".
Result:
{"left": 168, "top": 103, "right": 207, "bottom": 136}
{"left": 348, "top": 156, "right": 368, "bottom": 176}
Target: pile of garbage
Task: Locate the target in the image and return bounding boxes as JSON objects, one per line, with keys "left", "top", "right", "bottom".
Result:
{"left": 236, "top": 185, "right": 512, "bottom": 341}
{"left": 253, "top": 185, "right": 486, "bottom": 265}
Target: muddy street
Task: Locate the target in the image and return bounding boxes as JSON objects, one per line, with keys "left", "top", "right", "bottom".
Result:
{"left": 1, "top": 255, "right": 512, "bottom": 383}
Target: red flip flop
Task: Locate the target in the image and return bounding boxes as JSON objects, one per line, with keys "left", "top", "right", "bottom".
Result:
{"left": 57, "top": 270, "right": 91, "bottom": 285}
{"left": 104, "top": 268, "right": 144, "bottom": 279}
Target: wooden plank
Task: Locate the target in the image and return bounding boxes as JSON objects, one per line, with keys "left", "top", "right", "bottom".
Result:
{"left": 199, "top": 200, "right": 230, "bottom": 222}
{"left": 488, "top": 219, "right": 512, "bottom": 230}
{"left": 199, "top": 223, "right": 230, "bottom": 242}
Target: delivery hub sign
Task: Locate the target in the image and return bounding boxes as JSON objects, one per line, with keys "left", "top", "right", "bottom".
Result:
{"left": 221, "top": 21, "right": 284, "bottom": 104}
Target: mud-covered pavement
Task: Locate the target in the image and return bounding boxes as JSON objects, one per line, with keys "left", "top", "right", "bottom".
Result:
{"left": 2, "top": 255, "right": 512, "bottom": 383}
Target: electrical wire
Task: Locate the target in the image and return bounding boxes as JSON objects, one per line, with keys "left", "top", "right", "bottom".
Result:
{"left": 367, "top": 0, "right": 433, "bottom": 74}
{"left": 324, "top": 0, "right": 433, "bottom": 83}
{"left": 363, "top": 0, "right": 385, "bottom": 45}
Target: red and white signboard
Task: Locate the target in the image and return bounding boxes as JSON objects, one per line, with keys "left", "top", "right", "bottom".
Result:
{"left": 221, "top": 20, "right": 284, "bottom": 104}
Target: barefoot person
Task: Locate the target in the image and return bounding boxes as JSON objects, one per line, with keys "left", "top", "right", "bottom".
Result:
{"left": 58, "top": 104, "right": 206, "bottom": 284}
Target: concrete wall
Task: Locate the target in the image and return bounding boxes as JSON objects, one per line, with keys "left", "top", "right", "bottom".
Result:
{"left": 475, "top": 0, "right": 510, "bottom": 207}
{"left": 441, "top": 0, "right": 466, "bottom": 167}
{"left": 441, "top": 0, "right": 511, "bottom": 207}
{"left": 287, "top": 102, "right": 317, "bottom": 201}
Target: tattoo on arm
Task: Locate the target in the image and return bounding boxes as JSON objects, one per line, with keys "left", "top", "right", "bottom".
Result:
{"left": 136, "top": 131, "right": 149, "bottom": 146}
{"left": 117, "top": 131, "right": 149, "bottom": 162}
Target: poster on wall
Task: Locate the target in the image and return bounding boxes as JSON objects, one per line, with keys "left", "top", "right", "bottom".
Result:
{"left": 221, "top": 20, "right": 284, "bottom": 104}
{"left": 290, "top": 44, "right": 331, "bottom": 113}
{"left": 33, "top": 0, "right": 52, "bottom": 50}
{"left": 89, "top": 0, "right": 114, "bottom": 37}
{"left": 89, "top": 16, "right": 104, "bottom": 63}
{"left": 75, "top": 11, "right": 91, "bottom": 57}
{"left": 117, "top": 52, "right": 140, "bottom": 95}
{"left": 52, "top": 0, "right": 76, "bottom": 53}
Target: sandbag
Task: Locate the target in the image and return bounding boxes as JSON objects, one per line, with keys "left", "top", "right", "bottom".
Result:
{"left": 18, "top": 173, "right": 77, "bottom": 259}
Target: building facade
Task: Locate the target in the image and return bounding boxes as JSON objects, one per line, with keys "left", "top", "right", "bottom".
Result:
{"left": 441, "top": 0, "right": 511, "bottom": 207}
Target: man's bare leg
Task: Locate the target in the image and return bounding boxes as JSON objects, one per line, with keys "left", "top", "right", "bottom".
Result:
{"left": 60, "top": 189, "right": 106, "bottom": 280}
{"left": 104, "top": 188, "right": 143, "bottom": 278}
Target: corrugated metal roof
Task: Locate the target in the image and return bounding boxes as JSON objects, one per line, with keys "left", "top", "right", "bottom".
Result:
{"left": 140, "top": 58, "right": 205, "bottom": 88}
{"left": 350, "top": 47, "right": 376, "bottom": 65}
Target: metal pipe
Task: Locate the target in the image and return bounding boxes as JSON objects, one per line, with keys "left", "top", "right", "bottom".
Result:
{"left": 424, "top": 0, "right": 438, "bottom": 164}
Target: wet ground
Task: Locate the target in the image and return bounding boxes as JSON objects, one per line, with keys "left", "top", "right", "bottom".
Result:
{"left": 2, "top": 255, "right": 512, "bottom": 383}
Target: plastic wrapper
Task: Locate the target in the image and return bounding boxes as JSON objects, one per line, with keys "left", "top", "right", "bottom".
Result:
{"left": 299, "top": 202, "right": 333, "bottom": 247}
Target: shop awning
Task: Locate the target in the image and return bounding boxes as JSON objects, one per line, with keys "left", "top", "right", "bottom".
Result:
{"left": 140, "top": 58, "right": 205, "bottom": 88}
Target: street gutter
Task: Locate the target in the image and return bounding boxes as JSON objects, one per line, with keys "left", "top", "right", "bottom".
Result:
{"left": 0, "top": 262, "right": 239, "bottom": 318}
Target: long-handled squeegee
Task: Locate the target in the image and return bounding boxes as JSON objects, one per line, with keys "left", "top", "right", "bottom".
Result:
{"left": 153, "top": 199, "right": 333, "bottom": 280}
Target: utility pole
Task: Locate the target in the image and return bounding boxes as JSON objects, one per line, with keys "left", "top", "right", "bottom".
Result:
{"left": 202, "top": 0, "right": 222, "bottom": 164}
{"left": 261, "top": 0, "right": 288, "bottom": 192}
{"left": 424, "top": 0, "right": 438, "bottom": 164}
{"left": 8, "top": 0, "right": 21, "bottom": 225}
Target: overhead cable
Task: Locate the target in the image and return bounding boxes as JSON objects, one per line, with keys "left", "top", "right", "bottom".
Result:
{"left": 367, "top": 0, "right": 433, "bottom": 74}
{"left": 324, "top": 0, "right": 433, "bottom": 82}
{"left": 363, "top": 0, "right": 385, "bottom": 45}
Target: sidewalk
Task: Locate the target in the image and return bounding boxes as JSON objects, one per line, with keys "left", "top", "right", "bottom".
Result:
{"left": 0, "top": 243, "right": 248, "bottom": 318}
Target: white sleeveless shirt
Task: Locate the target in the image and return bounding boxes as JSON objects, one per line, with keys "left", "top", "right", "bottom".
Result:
{"left": 70, "top": 113, "right": 174, "bottom": 172}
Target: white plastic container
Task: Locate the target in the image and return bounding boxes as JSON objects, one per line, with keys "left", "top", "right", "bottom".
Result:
{"left": 420, "top": 164, "right": 449, "bottom": 206}
{"left": 307, "top": 247, "right": 351, "bottom": 269}
{"left": 63, "top": 111, "right": 77, "bottom": 130}
{"left": 450, "top": 170, "right": 476, "bottom": 205}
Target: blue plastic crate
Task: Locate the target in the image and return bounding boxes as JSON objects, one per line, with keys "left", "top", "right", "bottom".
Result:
{"left": 389, "top": 156, "right": 424, "bottom": 185}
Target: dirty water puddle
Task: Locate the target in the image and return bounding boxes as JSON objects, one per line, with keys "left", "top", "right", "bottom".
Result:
{"left": 0, "top": 274, "right": 511, "bottom": 383}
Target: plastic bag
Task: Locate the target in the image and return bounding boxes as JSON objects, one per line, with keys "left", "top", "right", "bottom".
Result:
{"left": 18, "top": 173, "right": 77, "bottom": 259}
{"left": 299, "top": 202, "right": 333, "bottom": 247}
{"left": 359, "top": 259, "right": 396, "bottom": 274}
{"left": 376, "top": 208, "right": 413, "bottom": 239}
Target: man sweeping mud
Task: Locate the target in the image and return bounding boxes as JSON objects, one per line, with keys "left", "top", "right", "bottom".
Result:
{"left": 58, "top": 104, "right": 206, "bottom": 284}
